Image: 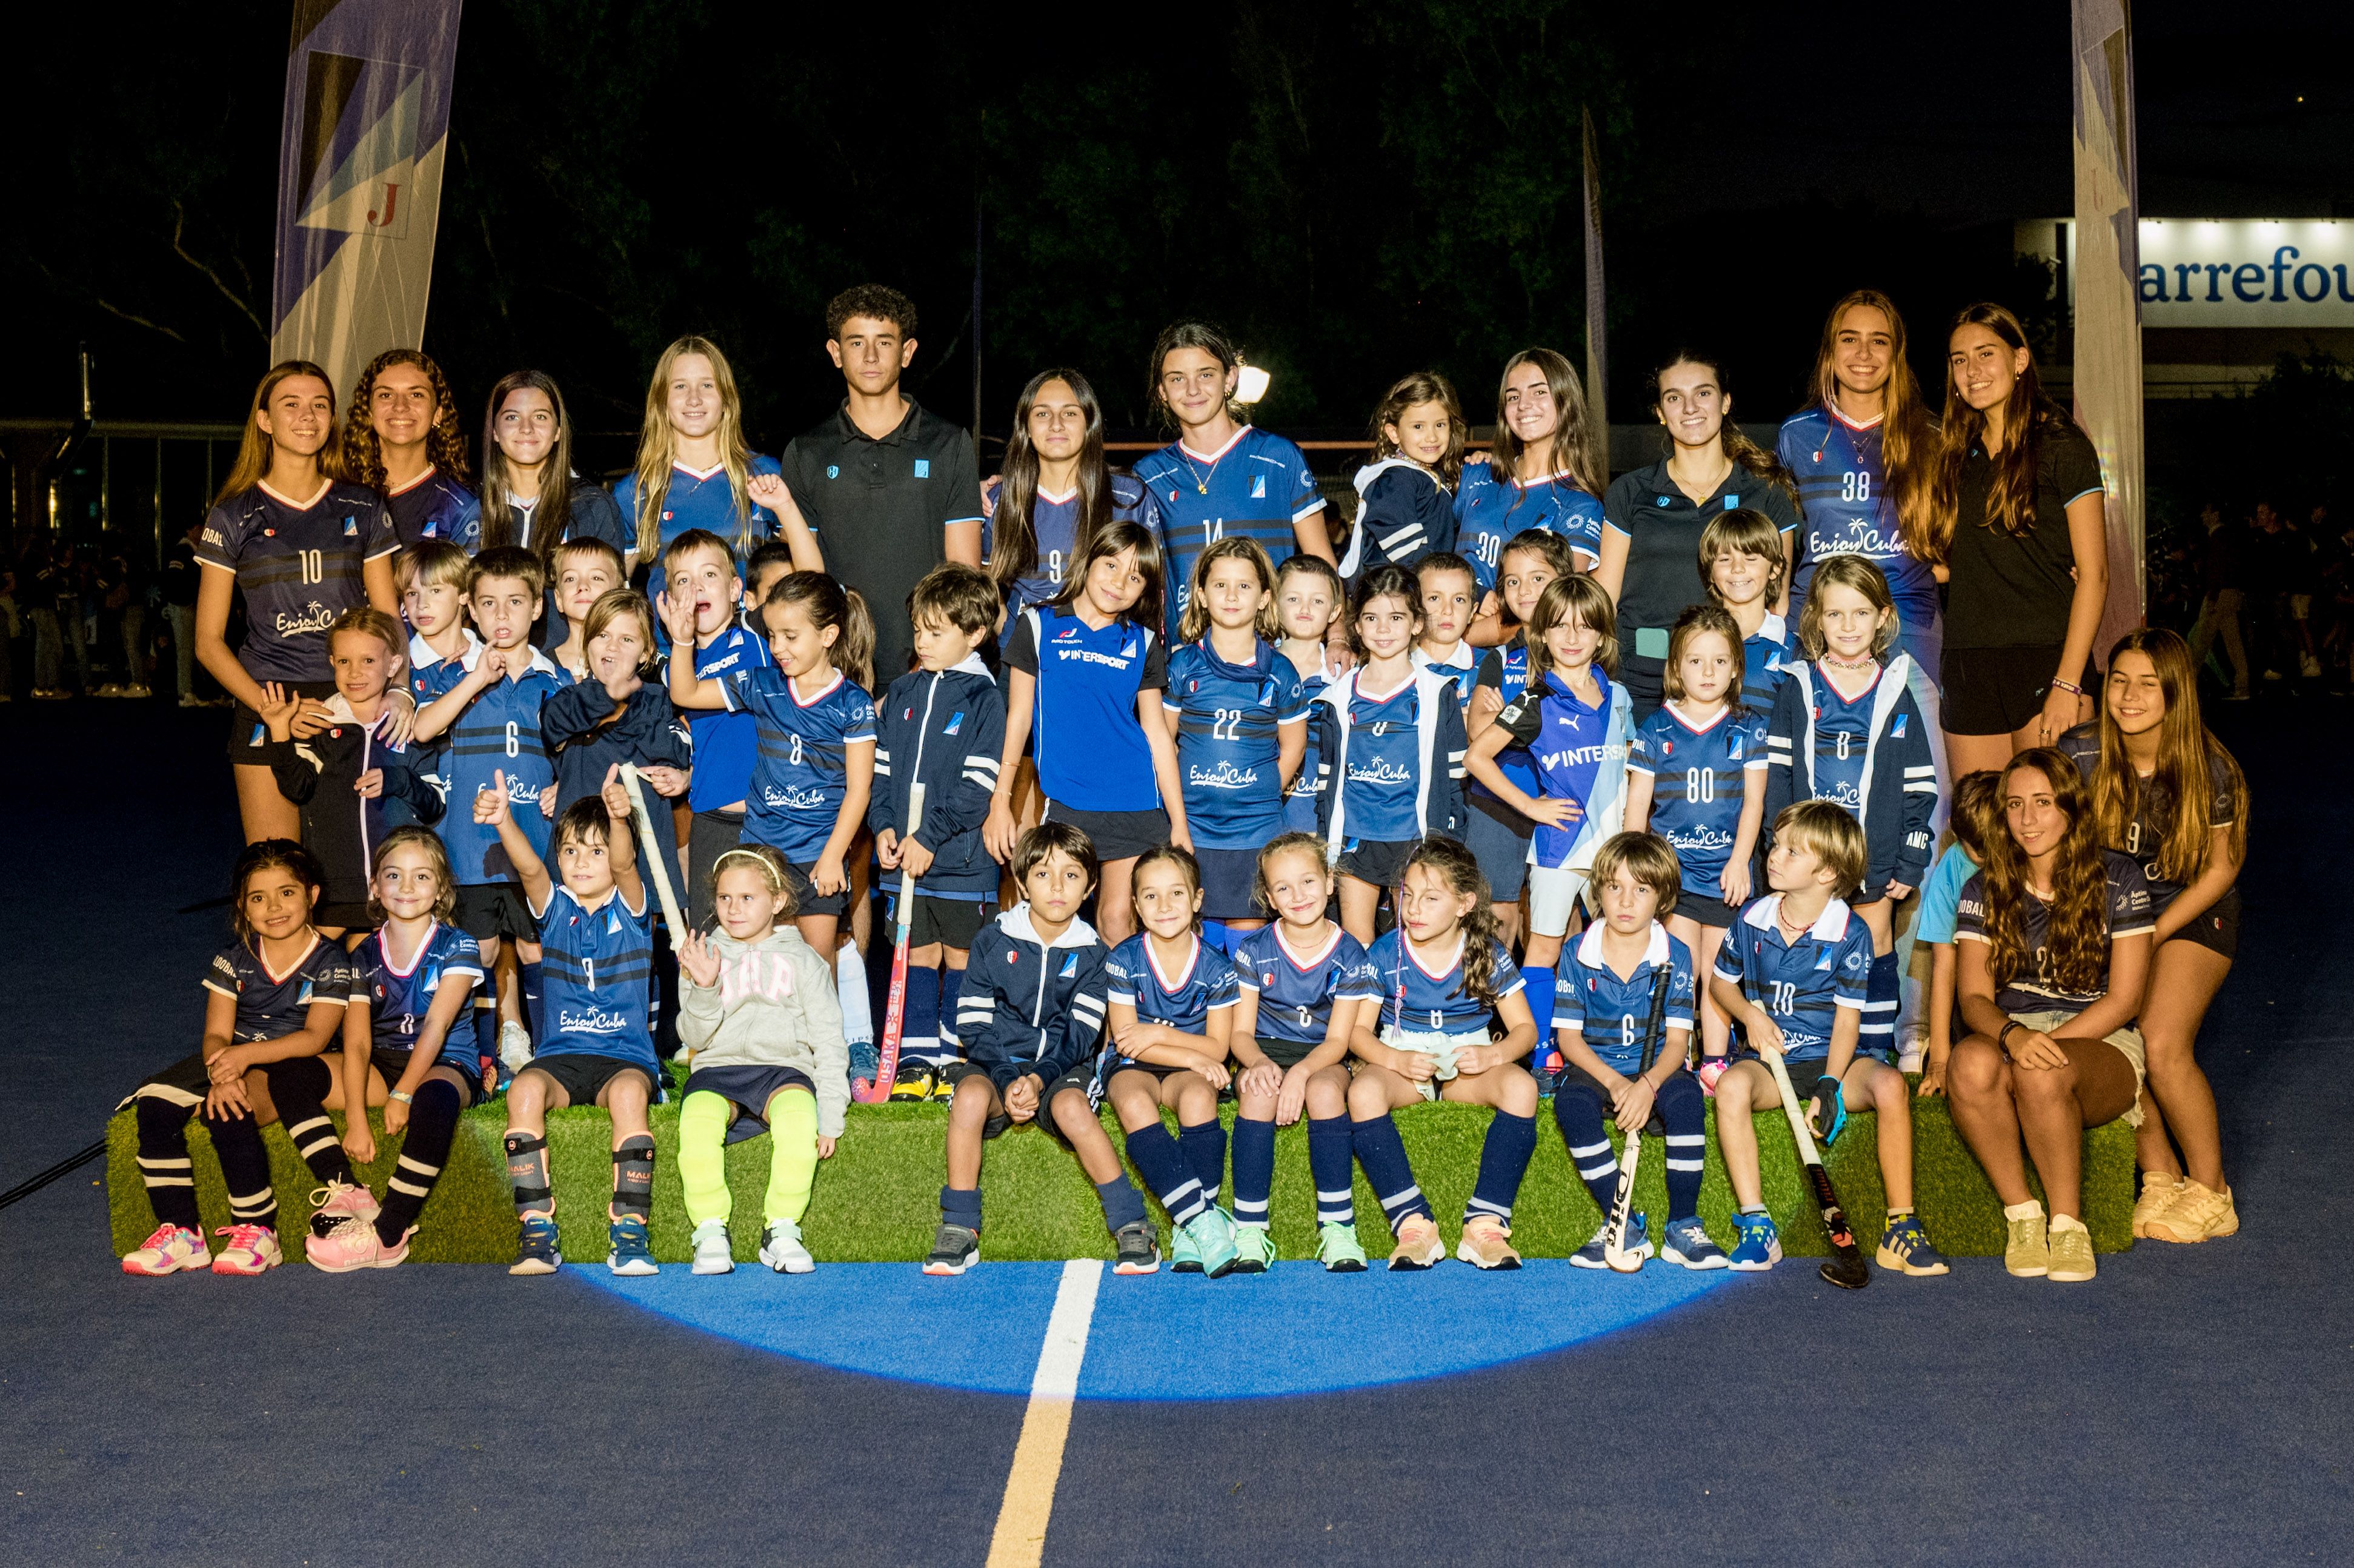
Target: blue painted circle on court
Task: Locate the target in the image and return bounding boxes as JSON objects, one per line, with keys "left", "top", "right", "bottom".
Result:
{"left": 576, "top": 1259, "right": 1738, "bottom": 1400}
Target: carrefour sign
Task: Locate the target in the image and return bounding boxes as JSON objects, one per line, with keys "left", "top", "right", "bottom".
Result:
{"left": 2133, "top": 220, "right": 2354, "bottom": 325}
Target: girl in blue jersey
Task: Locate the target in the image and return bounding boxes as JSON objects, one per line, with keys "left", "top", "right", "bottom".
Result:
{"left": 1464, "top": 574, "right": 1633, "bottom": 1055}
{"left": 1100, "top": 847, "right": 1246, "bottom": 1278}
{"left": 307, "top": 828, "right": 485, "bottom": 1272}
{"left": 477, "top": 370, "right": 632, "bottom": 563}
{"left": 983, "top": 368, "right": 1156, "bottom": 640}
{"left": 1131, "top": 320, "right": 1338, "bottom": 646}
{"left": 1346, "top": 838, "right": 1542, "bottom": 1270}
{"left": 1763, "top": 556, "right": 1939, "bottom": 1065}
{"left": 617, "top": 336, "right": 823, "bottom": 608}
{"left": 665, "top": 571, "right": 877, "bottom": 959}
{"left": 1623, "top": 606, "right": 1768, "bottom": 1062}
{"left": 1460, "top": 348, "right": 1608, "bottom": 648}
{"left": 1165, "top": 537, "right": 1309, "bottom": 946}
{"left": 1465, "top": 530, "right": 1575, "bottom": 951}
{"left": 344, "top": 349, "right": 478, "bottom": 550}
{"left": 985, "top": 522, "right": 1186, "bottom": 946}
{"left": 1315, "top": 563, "right": 1471, "bottom": 946}
{"left": 1230, "top": 833, "right": 1381, "bottom": 1271}
{"left": 1274, "top": 555, "right": 1345, "bottom": 835}
{"left": 1338, "top": 372, "right": 1466, "bottom": 581}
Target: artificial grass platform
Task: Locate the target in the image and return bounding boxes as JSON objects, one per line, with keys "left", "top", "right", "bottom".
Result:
{"left": 107, "top": 1084, "right": 2135, "bottom": 1265}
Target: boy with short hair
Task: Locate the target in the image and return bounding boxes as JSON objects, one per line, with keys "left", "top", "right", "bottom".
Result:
{"left": 1412, "top": 551, "right": 1481, "bottom": 700}
{"left": 924, "top": 822, "right": 1155, "bottom": 1277}
{"left": 477, "top": 765, "right": 662, "bottom": 1275}
{"left": 1697, "top": 508, "right": 1793, "bottom": 717}
{"left": 744, "top": 540, "right": 798, "bottom": 619}
{"left": 399, "top": 540, "right": 479, "bottom": 704}
{"left": 660, "top": 530, "right": 770, "bottom": 929}
{"left": 869, "top": 564, "right": 1007, "bottom": 1097}
{"left": 547, "top": 538, "right": 627, "bottom": 682}
{"left": 1708, "top": 800, "right": 1946, "bottom": 1275}
{"left": 416, "top": 545, "right": 565, "bottom": 1071}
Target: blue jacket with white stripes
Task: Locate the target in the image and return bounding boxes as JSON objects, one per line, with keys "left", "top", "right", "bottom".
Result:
{"left": 954, "top": 905, "right": 1110, "bottom": 1082}
{"left": 867, "top": 657, "right": 1006, "bottom": 899}
{"left": 1761, "top": 654, "right": 1940, "bottom": 897}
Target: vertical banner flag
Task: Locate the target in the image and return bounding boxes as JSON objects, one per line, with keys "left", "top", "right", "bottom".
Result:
{"left": 2070, "top": 0, "right": 2144, "bottom": 647}
{"left": 268, "top": 0, "right": 465, "bottom": 407}
{"left": 1580, "top": 106, "right": 1609, "bottom": 482}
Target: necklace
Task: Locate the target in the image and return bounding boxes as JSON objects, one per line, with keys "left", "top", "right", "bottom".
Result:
{"left": 1820, "top": 653, "right": 1875, "bottom": 671}
{"left": 1176, "top": 428, "right": 1240, "bottom": 496}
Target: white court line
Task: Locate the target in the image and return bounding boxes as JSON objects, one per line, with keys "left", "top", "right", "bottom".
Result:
{"left": 985, "top": 1260, "right": 1103, "bottom": 1568}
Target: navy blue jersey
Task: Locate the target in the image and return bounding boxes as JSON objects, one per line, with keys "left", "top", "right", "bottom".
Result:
{"left": 1712, "top": 895, "right": 1874, "bottom": 1063}
{"left": 685, "top": 622, "right": 773, "bottom": 813}
{"left": 1103, "top": 932, "right": 1241, "bottom": 1068}
{"left": 203, "top": 936, "right": 356, "bottom": 1043}
{"left": 2055, "top": 725, "right": 2241, "bottom": 917}
{"left": 956, "top": 905, "right": 1111, "bottom": 1080}
{"left": 870, "top": 658, "right": 1009, "bottom": 897}
{"left": 614, "top": 457, "right": 785, "bottom": 612}
{"left": 1340, "top": 672, "right": 1428, "bottom": 842}
{"left": 1133, "top": 427, "right": 1324, "bottom": 640}
{"left": 1280, "top": 649, "right": 1337, "bottom": 835}
{"left": 720, "top": 666, "right": 877, "bottom": 865}
{"left": 1165, "top": 637, "right": 1309, "bottom": 849}
{"left": 1740, "top": 614, "right": 1794, "bottom": 716}
{"left": 384, "top": 466, "right": 482, "bottom": 551}
{"left": 437, "top": 646, "right": 564, "bottom": 885}
{"left": 1778, "top": 407, "right": 1938, "bottom": 626}
{"left": 1368, "top": 930, "right": 1524, "bottom": 1036}
{"left": 1803, "top": 662, "right": 1880, "bottom": 811}
{"left": 531, "top": 885, "right": 659, "bottom": 1072}
{"left": 1629, "top": 702, "right": 1767, "bottom": 895}
{"left": 196, "top": 480, "right": 399, "bottom": 683}
{"left": 1763, "top": 657, "right": 1938, "bottom": 895}
{"left": 351, "top": 922, "right": 483, "bottom": 1066}
{"left": 1494, "top": 668, "right": 1631, "bottom": 869}
{"left": 1340, "top": 460, "right": 1455, "bottom": 576}
{"left": 983, "top": 474, "right": 1157, "bottom": 632}
{"left": 1472, "top": 643, "right": 1538, "bottom": 802}
{"left": 1556, "top": 922, "right": 1697, "bottom": 1075}
{"left": 1234, "top": 923, "right": 1380, "bottom": 1048}
{"left": 1955, "top": 851, "right": 2155, "bottom": 1017}
{"left": 1452, "top": 464, "right": 1605, "bottom": 594}
{"left": 1005, "top": 606, "right": 1168, "bottom": 813}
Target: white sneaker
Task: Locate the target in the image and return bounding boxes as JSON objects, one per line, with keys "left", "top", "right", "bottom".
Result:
{"left": 690, "top": 1218, "right": 734, "bottom": 1275}
{"left": 759, "top": 1218, "right": 815, "bottom": 1274}
{"left": 498, "top": 1020, "right": 534, "bottom": 1072}
{"left": 121, "top": 1223, "right": 212, "bottom": 1275}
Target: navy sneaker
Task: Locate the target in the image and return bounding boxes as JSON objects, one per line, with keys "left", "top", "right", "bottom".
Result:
{"left": 607, "top": 1216, "right": 657, "bottom": 1276}
{"left": 1876, "top": 1214, "right": 1950, "bottom": 1276}
{"left": 1661, "top": 1215, "right": 1730, "bottom": 1269}
{"left": 1727, "top": 1209, "right": 1782, "bottom": 1271}
{"left": 1571, "top": 1212, "right": 1652, "bottom": 1270}
{"left": 509, "top": 1214, "right": 560, "bottom": 1276}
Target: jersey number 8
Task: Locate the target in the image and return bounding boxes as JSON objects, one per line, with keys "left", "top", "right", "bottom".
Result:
{"left": 789, "top": 734, "right": 804, "bottom": 766}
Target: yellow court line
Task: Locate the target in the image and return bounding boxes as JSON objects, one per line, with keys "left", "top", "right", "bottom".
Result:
{"left": 985, "top": 1259, "right": 1105, "bottom": 1568}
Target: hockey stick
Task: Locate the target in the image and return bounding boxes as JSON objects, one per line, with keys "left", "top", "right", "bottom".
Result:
{"left": 862, "top": 781, "right": 928, "bottom": 1104}
{"left": 1601, "top": 964, "right": 1675, "bottom": 1272}
{"left": 619, "top": 764, "right": 689, "bottom": 945}
{"left": 1763, "top": 1048, "right": 1870, "bottom": 1289}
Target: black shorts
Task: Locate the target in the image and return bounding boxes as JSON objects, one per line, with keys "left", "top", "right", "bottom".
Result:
{"left": 1552, "top": 1060, "right": 1699, "bottom": 1134}
{"left": 453, "top": 882, "right": 536, "bottom": 945}
{"left": 1337, "top": 836, "right": 1418, "bottom": 891}
{"left": 1251, "top": 1032, "right": 1323, "bottom": 1070}
{"left": 682, "top": 1063, "right": 816, "bottom": 1141}
{"left": 1674, "top": 888, "right": 1741, "bottom": 929}
{"left": 889, "top": 892, "right": 996, "bottom": 951}
{"left": 780, "top": 859, "right": 849, "bottom": 920}
{"left": 227, "top": 679, "right": 336, "bottom": 760}
{"left": 368, "top": 1047, "right": 480, "bottom": 1108}
{"left": 1733, "top": 1052, "right": 1885, "bottom": 1101}
{"left": 1041, "top": 800, "right": 1169, "bottom": 864}
{"left": 1465, "top": 800, "right": 1533, "bottom": 899}
{"left": 1193, "top": 848, "right": 1262, "bottom": 922}
{"left": 686, "top": 809, "right": 746, "bottom": 931}
{"left": 314, "top": 900, "right": 377, "bottom": 934}
{"left": 2161, "top": 886, "right": 2239, "bottom": 962}
{"left": 1940, "top": 643, "right": 2091, "bottom": 737}
{"left": 520, "top": 1052, "right": 655, "bottom": 1106}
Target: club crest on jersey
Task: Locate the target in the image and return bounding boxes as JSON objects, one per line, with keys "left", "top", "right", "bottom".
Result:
{"left": 607, "top": 914, "right": 623, "bottom": 935}
{"left": 1660, "top": 739, "right": 1675, "bottom": 757}
{"left": 826, "top": 465, "right": 839, "bottom": 479}
{"left": 1728, "top": 736, "right": 1743, "bottom": 759}
{"left": 344, "top": 517, "right": 358, "bottom": 535}
{"left": 1251, "top": 474, "right": 1266, "bottom": 499}
{"left": 943, "top": 711, "right": 965, "bottom": 735}
{"left": 263, "top": 528, "right": 277, "bottom": 537}
{"left": 1891, "top": 714, "right": 1908, "bottom": 737}
{"left": 914, "top": 459, "right": 931, "bottom": 479}
{"left": 1059, "top": 954, "right": 1078, "bottom": 978}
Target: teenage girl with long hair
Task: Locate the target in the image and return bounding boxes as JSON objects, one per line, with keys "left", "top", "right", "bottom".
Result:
{"left": 985, "top": 368, "right": 1156, "bottom": 636}
{"left": 1458, "top": 348, "right": 1607, "bottom": 646}
{"left": 196, "top": 361, "right": 402, "bottom": 844}
{"left": 476, "top": 370, "right": 632, "bottom": 568}
{"left": 342, "top": 348, "right": 479, "bottom": 548}
{"left": 1919, "top": 303, "right": 2107, "bottom": 777}
{"left": 2057, "top": 628, "right": 2247, "bottom": 1244}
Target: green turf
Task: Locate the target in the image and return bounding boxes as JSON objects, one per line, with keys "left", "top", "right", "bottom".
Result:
{"left": 108, "top": 1081, "right": 2135, "bottom": 1264}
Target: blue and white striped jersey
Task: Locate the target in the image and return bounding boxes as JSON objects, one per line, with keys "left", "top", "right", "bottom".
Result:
{"left": 982, "top": 474, "right": 1158, "bottom": 631}
{"left": 385, "top": 465, "right": 482, "bottom": 551}
{"left": 437, "top": 644, "right": 564, "bottom": 885}
{"left": 196, "top": 480, "right": 398, "bottom": 683}
{"left": 1165, "top": 637, "right": 1309, "bottom": 849}
{"left": 721, "top": 666, "right": 877, "bottom": 865}
{"left": 1452, "top": 465, "right": 1605, "bottom": 593}
{"left": 1778, "top": 407, "right": 1939, "bottom": 622}
{"left": 1134, "top": 427, "right": 1323, "bottom": 640}
{"left": 1555, "top": 921, "right": 1695, "bottom": 1075}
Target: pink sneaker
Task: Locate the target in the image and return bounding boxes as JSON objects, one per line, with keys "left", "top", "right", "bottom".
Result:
{"left": 307, "top": 1218, "right": 411, "bottom": 1272}
{"left": 210, "top": 1224, "right": 283, "bottom": 1275}
{"left": 121, "top": 1223, "right": 212, "bottom": 1276}
{"left": 308, "top": 1180, "right": 381, "bottom": 1239}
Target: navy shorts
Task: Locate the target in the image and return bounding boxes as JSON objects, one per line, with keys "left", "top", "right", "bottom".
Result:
{"left": 453, "top": 882, "right": 536, "bottom": 945}
{"left": 368, "top": 1046, "right": 480, "bottom": 1108}
{"left": 1465, "top": 800, "right": 1533, "bottom": 899}
{"left": 783, "top": 859, "right": 848, "bottom": 920}
{"left": 1675, "top": 887, "right": 1741, "bottom": 929}
{"left": 683, "top": 1063, "right": 817, "bottom": 1142}
{"left": 2161, "top": 887, "right": 2239, "bottom": 963}
{"left": 1337, "top": 837, "right": 1418, "bottom": 891}
{"left": 227, "top": 678, "right": 336, "bottom": 760}
{"left": 521, "top": 1052, "right": 656, "bottom": 1106}
{"left": 1193, "top": 847, "right": 1262, "bottom": 921}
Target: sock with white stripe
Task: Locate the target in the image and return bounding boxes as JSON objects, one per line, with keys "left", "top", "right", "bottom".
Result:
{"left": 201, "top": 1106, "right": 278, "bottom": 1231}
{"left": 374, "top": 1078, "right": 463, "bottom": 1244}
{"left": 1124, "top": 1120, "right": 1207, "bottom": 1227}
{"left": 264, "top": 1056, "right": 355, "bottom": 1185}
{"left": 1863, "top": 950, "right": 1900, "bottom": 1052}
{"left": 1179, "top": 1119, "right": 1227, "bottom": 1208}
{"left": 1551, "top": 1080, "right": 1620, "bottom": 1212}
{"left": 134, "top": 1095, "right": 202, "bottom": 1232}
{"left": 1657, "top": 1072, "right": 1707, "bottom": 1223}
{"left": 1351, "top": 1112, "right": 1432, "bottom": 1232}
{"left": 1308, "top": 1114, "right": 1357, "bottom": 1225}
{"left": 1229, "top": 1114, "right": 1275, "bottom": 1228}
{"left": 900, "top": 965, "right": 942, "bottom": 1064}
{"left": 935, "top": 964, "right": 968, "bottom": 1067}
{"left": 1465, "top": 1109, "right": 1536, "bottom": 1227}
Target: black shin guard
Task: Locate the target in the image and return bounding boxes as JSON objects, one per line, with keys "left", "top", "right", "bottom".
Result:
{"left": 505, "top": 1132, "right": 551, "bottom": 1217}
{"left": 612, "top": 1133, "right": 654, "bottom": 1221}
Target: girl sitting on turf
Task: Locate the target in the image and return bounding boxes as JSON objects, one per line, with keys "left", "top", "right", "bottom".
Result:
{"left": 308, "top": 827, "right": 487, "bottom": 1271}
{"left": 1348, "top": 837, "right": 1541, "bottom": 1271}
{"left": 1946, "top": 749, "right": 2154, "bottom": 1284}
{"left": 676, "top": 844, "right": 847, "bottom": 1277}
{"left": 1100, "top": 845, "right": 1246, "bottom": 1278}
{"left": 121, "top": 842, "right": 360, "bottom": 1277}
{"left": 1464, "top": 528, "right": 1577, "bottom": 955}
{"left": 1229, "top": 832, "right": 1382, "bottom": 1271}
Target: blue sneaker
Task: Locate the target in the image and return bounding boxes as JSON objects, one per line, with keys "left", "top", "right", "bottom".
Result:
{"left": 1661, "top": 1215, "right": 1729, "bottom": 1270}
{"left": 1728, "top": 1209, "right": 1782, "bottom": 1271}
{"left": 607, "top": 1216, "right": 657, "bottom": 1276}
{"left": 509, "top": 1214, "right": 560, "bottom": 1276}
{"left": 1876, "top": 1213, "right": 1949, "bottom": 1276}
{"left": 1570, "top": 1212, "right": 1651, "bottom": 1270}
{"left": 1187, "top": 1207, "right": 1242, "bottom": 1280}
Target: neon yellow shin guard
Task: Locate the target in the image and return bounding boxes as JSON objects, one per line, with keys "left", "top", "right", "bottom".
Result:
{"left": 765, "top": 1091, "right": 820, "bottom": 1225}
{"left": 677, "top": 1091, "right": 733, "bottom": 1229}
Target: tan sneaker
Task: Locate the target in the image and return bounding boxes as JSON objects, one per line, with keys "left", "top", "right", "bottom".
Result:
{"left": 2047, "top": 1218, "right": 2096, "bottom": 1282}
{"left": 2146, "top": 1181, "right": 2238, "bottom": 1243}
{"left": 1388, "top": 1213, "right": 1446, "bottom": 1271}
{"left": 2004, "top": 1208, "right": 2049, "bottom": 1277}
{"left": 2132, "top": 1172, "right": 2184, "bottom": 1237}
{"left": 1455, "top": 1214, "right": 1522, "bottom": 1271}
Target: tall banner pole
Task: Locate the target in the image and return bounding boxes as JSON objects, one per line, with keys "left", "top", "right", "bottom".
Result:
{"left": 268, "top": 0, "right": 465, "bottom": 407}
{"left": 2070, "top": 0, "right": 2144, "bottom": 647}
{"left": 1581, "top": 107, "right": 1609, "bottom": 481}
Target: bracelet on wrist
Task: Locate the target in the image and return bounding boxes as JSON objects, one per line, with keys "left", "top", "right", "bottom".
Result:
{"left": 2050, "top": 677, "right": 2082, "bottom": 697}
{"left": 390, "top": 1089, "right": 414, "bottom": 1105}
